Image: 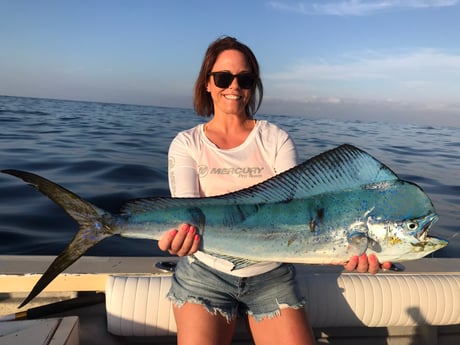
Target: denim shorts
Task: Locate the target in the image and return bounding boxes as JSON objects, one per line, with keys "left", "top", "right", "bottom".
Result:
{"left": 167, "top": 256, "right": 306, "bottom": 322}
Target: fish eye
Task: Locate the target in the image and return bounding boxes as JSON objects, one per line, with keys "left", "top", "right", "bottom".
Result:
{"left": 407, "top": 221, "right": 418, "bottom": 230}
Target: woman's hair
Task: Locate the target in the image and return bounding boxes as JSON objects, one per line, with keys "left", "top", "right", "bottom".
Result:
{"left": 193, "top": 36, "right": 263, "bottom": 118}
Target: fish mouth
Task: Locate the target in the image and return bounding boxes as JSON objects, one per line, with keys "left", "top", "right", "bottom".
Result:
{"left": 410, "top": 214, "right": 448, "bottom": 253}
{"left": 414, "top": 214, "right": 439, "bottom": 242}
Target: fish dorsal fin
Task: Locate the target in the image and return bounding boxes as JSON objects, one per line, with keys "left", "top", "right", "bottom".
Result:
{"left": 212, "top": 144, "right": 399, "bottom": 204}
{"left": 121, "top": 144, "right": 398, "bottom": 214}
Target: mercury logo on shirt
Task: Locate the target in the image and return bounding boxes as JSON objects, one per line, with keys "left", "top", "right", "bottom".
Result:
{"left": 199, "top": 165, "right": 264, "bottom": 179}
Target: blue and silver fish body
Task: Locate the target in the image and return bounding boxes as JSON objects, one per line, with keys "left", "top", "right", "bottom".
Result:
{"left": 118, "top": 178, "right": 441, "bottom": 264}
{"left": 1, "top": 144, "right": 447, "bottom": 307}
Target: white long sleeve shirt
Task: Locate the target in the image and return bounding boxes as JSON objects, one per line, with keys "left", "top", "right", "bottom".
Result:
{"left": 168, "top": 120, "right": 298, "bottom": 197}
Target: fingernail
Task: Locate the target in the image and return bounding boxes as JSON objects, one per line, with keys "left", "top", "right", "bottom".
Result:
{"left": 188, "top": 226, "right": 195, "bottom": 234}
{"left": 194, "top": 234, "right": 200, "bottom": 241}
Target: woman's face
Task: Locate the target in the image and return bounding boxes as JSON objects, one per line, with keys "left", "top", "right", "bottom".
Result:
{"left": 207, "top": 49, "right": 252, "bottom": 117}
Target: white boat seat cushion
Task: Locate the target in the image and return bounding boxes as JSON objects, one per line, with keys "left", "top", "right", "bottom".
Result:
{"left": 105, "top": 271, "right": 460, "bottom": 336}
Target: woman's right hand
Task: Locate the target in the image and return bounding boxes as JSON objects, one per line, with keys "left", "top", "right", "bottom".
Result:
{"left": 158, "top": 223, "right": 200, "bottom": 256}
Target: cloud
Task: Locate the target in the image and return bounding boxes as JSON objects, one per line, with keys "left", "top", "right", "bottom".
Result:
{"left": 265, "top": 48, "right": 460, "bottom": 102}
{"left": 268, "top": 0, "right": 459, "bottom": 16}
{"left": 261, "top": 48, "right": 460, "bottom": 126}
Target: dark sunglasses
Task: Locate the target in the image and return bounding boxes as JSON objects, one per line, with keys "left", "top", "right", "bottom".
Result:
{"left": 209, "top": 71, "right": 256, "bottom": 89}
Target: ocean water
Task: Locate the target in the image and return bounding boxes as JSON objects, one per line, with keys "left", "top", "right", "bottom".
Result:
{"left": 0, "top": 95, "right": 459, "bottom": 258}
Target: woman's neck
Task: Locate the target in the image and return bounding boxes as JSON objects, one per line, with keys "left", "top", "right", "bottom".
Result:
{"left": 204, "top": 116, "right": 256, "bottom": 149}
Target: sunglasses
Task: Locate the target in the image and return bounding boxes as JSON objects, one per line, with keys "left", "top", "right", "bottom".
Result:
{"left": 209, "top": 71, "right": 257, "bottom": 89}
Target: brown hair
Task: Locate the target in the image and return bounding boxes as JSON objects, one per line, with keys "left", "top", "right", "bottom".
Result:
{"left": 193, "top": 36, "right": 263, "bottom": 117}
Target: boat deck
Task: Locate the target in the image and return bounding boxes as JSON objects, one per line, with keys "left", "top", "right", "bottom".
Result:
{"left": 1, "top": 256, "right": 459, "bottom": 344}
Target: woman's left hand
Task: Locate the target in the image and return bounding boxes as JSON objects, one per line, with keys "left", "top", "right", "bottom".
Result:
{"left": 344, "top": 254, "right": 392, "bottom": 274}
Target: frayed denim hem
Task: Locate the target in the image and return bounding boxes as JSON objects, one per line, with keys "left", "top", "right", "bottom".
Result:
{"left": 248, "top": 298, "right": 307, "bottom": 322}
{"left": 167, "top": 292, "right": 237, "bottom": 324}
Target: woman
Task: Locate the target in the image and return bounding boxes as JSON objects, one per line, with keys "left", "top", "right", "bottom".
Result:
{"left": 159, "top": 36, "right": 389, "bottom": 345}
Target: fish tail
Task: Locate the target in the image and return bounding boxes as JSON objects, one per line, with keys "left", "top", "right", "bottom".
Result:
{"left": 2, "top": 169, "right": 115, "bottom": 307}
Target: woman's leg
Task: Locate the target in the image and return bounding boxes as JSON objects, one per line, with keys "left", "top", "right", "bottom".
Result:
{"left": 174, "top": 303, "right": 237, "bottom": 345}
{"left": 248, "top": 307, "right": 316, "bottom": 345}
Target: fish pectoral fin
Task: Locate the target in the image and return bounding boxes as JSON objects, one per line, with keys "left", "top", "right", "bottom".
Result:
{"left": 347, "top": 232, "right": 369, "bottom": 256}
{"left": 367, "top": 237, "right": 382, "bottom": 253}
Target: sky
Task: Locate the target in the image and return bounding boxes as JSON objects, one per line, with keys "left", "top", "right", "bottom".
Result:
{"left": 1, "top": 0, "right": 459, "bottom": 127}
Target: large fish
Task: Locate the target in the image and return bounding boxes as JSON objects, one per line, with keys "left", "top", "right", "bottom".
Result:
{"left": 2, "top": 144, "right": 447, "bottom": 307}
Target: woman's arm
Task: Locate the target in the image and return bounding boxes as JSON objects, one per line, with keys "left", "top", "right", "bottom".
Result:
{"left": 158, "top": 133, "right": 201, "bottom": 256}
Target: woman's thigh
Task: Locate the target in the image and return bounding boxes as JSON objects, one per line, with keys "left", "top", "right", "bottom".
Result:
{"left": 174, "top": 303, "right": 237, "bottom": 345}
{"left": 248, "top": 307, "right": 315, "bottom": 345}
